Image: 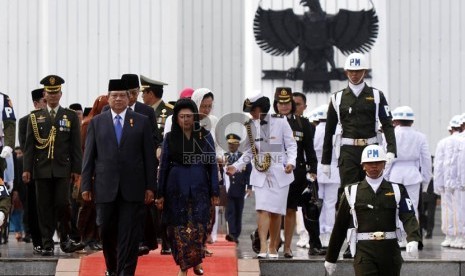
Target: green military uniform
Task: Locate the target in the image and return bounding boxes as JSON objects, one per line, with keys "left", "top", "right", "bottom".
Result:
{"left": 0, "top": 92, "right": 16, "bottom": 176}
{"left": 325, "top": 179, "right": 421, "bottom": 275}
{"left": 322, "top": 85, "right": 396, "bottom": 186}
{"left": 22, "top": 75, "right": 83, "bottom": 254}
{"left": 154, "top": 100, "right": 174, "bottom": 133}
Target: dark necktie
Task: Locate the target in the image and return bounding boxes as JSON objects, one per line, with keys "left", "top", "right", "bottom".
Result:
{"left": 50, "top": 109, "right": 56, "bottom": 121}
{"left": 114, "top": 115, "right": 122, "bottom": 144}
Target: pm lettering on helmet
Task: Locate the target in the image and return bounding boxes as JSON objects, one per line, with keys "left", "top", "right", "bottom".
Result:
{"left": 367, "top": 149, "right": 379, "bottom": 158}
{"left": 350, "top": 58, "right": 361, "bottom": 67}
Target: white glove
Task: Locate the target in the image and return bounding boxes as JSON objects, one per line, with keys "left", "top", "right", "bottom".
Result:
{"left": 406, "top": 241, "right": 418, "bottom": 254}
{"left": 0, "top": 211, "right": 5, "bottom": 227}
{"left": 0, "top": 146, "right": 12, "bottom": 158}
{"left": 324, "top": 261, "right": 337, "bottom": 275}
{"left": 386, "top": 152, "right": 395, "bottom": 165}
{"left": 322, "top": 164, "right": 331, "bottom": 179}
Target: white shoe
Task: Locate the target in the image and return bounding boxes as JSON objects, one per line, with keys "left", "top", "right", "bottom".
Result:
{"left": 441, "top": 236, "right": 452, "bottom": 247}
{"left": 451, "top": 237, "right": 462, "bottom": 248}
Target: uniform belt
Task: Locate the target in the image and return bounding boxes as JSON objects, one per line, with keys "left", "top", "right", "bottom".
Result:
{"left": 357, "top": 231, "right": 397, "bottom": 241}
{"left": 341, "top": 137, "right": 378, "bottom": 146}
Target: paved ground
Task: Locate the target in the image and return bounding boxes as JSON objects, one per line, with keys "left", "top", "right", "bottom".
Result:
{"left": 0, "top": 194, "right": 462, "bottom": 276}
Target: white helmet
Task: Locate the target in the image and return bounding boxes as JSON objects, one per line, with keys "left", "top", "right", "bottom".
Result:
{"left": 344, "top": 53, "right": 368, "bottom": 70}
{"left": 460, "top": 113, "right": 465, "bottom": 125}
{"left": 361, "top": 145, "right": 387, "bottom": 163}
{"left": 316, "top": 104, "right": 328, "bottom": 120}
{"left": 392, "top": 106, "right": 415, "bottom": 121}
{"left": 449, "top": 115, "right": 462, "bottom": 128}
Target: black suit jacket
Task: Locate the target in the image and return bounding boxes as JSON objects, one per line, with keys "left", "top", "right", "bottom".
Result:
{"left": 81, "top": 109, "right": 156, "bottom": 203}
{"left": 23, "top": 106, "right": 82, "bottom": 178}
{"left": 18, "top": 114, "right": 28, "bottom": 152}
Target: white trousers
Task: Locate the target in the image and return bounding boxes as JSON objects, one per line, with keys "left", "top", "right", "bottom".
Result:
{"left": 441, "top": 189, "right": 456, "bottom": 236}
{"left": 318, "top": 182, "right": 339, "bottom": 234}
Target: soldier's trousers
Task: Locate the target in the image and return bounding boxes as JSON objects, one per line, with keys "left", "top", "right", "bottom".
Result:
{"left": 353, "top": 240, "right": 402, "bottom": 276}
{"left": 35, "top": 177, "right": 71, "bottom": 249}
{"left": 336, "top": 145, "right": 367, "bottom": 209}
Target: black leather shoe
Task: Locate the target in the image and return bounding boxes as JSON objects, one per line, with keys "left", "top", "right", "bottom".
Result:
{"left": 308, "top": 247, "right": 327, "bottom": 256}
{"left": 22, "top": 235, "right": 32, "bottom": 243}
{"left": 138, "top": 245, "right": 150, "bottom": 256}
{"left": 160, "top": 248, "right": 172, "bottom": 255}
{"left": 251, "top": 232, "right": 260, "bottom": 253}
{"left": 193, "top": 265, "right": 204, "bottom": 275}
{"left": 60, "top": 238, "right": 86, "bottom": 253}
{"left": 225, "top": 234, "right": 239, "bottom": 244}
{"left": 104, "top": 271, "right": 116, "bottom": 276}
{"left": 33, "top": 246, "right": 43, "bottom": 255}
{"left": 41, "top": 247, "right": 54, "bottom": 256}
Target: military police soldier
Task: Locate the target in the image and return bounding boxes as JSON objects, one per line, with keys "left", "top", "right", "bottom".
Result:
{"left": 272, "top": 87, "right": 323, "bottom": 257}
{"left": 0, "top": 89, "right": 15, "bottom": 248}
{"left": 322, "top": 53, "right": 396, "bottom": 186}
{"left": 324, "top": 145, "right": 421, "bottom": 276}
{"left": 22, "top": 75, "right": 84, "bottom": 256}
{"left": 223, "top": 134, "right": 252, "bottom": 244}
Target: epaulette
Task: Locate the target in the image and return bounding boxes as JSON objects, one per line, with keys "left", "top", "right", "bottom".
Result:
{"left": 165, "top": 102, "right": 174, "bottom": 109}
{"left": 271, "top": 114, "right": 283, "bottom": 118}
{"left": 64, "top": 107, "right": 76, "bottom": 113}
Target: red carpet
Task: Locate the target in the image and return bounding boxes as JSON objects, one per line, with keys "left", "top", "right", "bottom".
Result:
{"left": 79, "top": 236, "right": 238, "bottom": 276}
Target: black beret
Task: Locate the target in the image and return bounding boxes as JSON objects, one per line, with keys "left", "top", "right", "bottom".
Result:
{"left": 108, "top": 79, "right": 127, "bottom": 91}
{"left": 69, "top": 103, "right": 83, "bottom": 111}
{"left": 40, "top": 75, "right": 65, "bottom": 93}
{"left": 31, "top": 88, "right": 44, "bottom": 102}
{"left": 121, "top": 74, "right": 140, "bottom": 90}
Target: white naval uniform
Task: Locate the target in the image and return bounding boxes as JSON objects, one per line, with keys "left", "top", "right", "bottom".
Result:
{"left": 435, "top": 132, "right": 462, "bottom": 238}
{"left": 384, "top": 126, "right": 432, "bottom": 220}
{"left": 455, "top": 132, "right": 465, "bottom": 240}
{"left": 233, "top": 114, "right": 297, "bottom": 215}
{"left": 315, "top": 121, "right": 340, "bottom": 234}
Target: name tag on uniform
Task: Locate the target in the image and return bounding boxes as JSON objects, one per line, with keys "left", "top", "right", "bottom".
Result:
{"left": 36, "top": 115, "right": 46, "bottom": 123}
{"left": 254, "top": 138, "right": 263, "bottom": 142}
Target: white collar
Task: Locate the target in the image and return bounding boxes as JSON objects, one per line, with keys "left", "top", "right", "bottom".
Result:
{"left": 348, "top": 82, "right": 366, "bottom": 97}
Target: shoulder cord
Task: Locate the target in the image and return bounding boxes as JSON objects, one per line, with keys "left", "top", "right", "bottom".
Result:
{"left": 30, "top": 113, "right": 56, "bottom": 159}
{"left": 245, "top": 121, "right": 271, "bottom": 172}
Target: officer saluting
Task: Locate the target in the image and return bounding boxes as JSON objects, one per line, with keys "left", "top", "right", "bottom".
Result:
{"left": 22, "top": 75, "right": 84, "bottom": 256}
{"left": 324, "top": 145, "right": 421, "bottom": 276}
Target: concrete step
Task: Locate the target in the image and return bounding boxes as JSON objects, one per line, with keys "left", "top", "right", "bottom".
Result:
{"left": 0, "top": 258, "right": 58, "bottom": 275}
{"left": 259, "top": 259, "right": 465, "bottom": 276}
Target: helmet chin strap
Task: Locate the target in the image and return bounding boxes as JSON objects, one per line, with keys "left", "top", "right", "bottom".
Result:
{"left": 348, "top": 71, "right": 366, "bottom": 85}
{"left": 366, "top": 169, "right": 384, "bottom": 179}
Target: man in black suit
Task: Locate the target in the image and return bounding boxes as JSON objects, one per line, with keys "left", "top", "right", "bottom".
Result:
{"left": 81, "top": 79, "right": 156, "bottom": 276}
{"left": 18, "top": 88, "right": 46, "bottom": 254}
{"left": 22, "top": 75, "right": 84, "bottom": 256}
{"left": 121, "top": 73, "right": 161, "bottom": 255}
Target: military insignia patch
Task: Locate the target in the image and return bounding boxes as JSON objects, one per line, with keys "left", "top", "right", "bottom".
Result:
{"left": 50, "top": 76, "right": 56, "bottom": 85}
